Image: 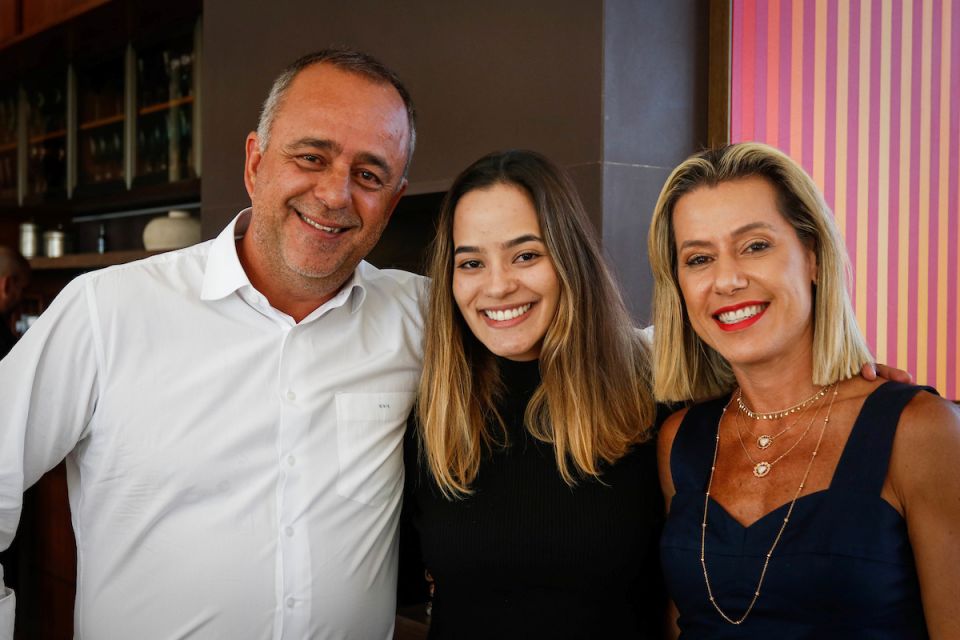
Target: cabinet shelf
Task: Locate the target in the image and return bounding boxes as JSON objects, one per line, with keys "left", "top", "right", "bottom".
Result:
{"left": 79, "top": 114, "right": 125, "bottom": 131}
{"left": 29, "top": 249, "right": 167, "bottom": 271}
{"left": 0, "top": 142, "right": 15, "bottom": 152}
{"left": 28, "top": 129, "right": 67, "bottom": 144}
{"left": 139, "top": 95, "right": 194, "bottom": 116}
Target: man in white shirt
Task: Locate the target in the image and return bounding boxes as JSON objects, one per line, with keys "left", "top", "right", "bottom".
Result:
{"left": 0, "top": 49, "right": 424, "bottom": 639}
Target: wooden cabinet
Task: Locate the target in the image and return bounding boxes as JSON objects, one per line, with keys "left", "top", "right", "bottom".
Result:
{"left": 0, "top": 11, "right": 202, "bottom": 277}
{"left": 20, "top": 0, "right": 109, "bottom": 38}
{"left": 0, "top": 0, "right": 18, "bottom": 44}
{"left": 0, "top": 0, "right": 110, "bottom": 46}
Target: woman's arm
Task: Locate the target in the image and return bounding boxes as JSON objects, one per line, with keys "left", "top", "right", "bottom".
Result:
{"left": 657, "top": 408, "right": 687, "bottom": 513}
{"left": 889, "top": 394, "right": 960, "bottom": 638}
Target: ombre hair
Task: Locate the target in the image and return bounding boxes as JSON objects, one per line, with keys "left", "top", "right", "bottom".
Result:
{"left": 648, "top": 142, "right": 873, "bottom": 402}
{"left": 419, "top": 150, "right": 655, "bottom": 497}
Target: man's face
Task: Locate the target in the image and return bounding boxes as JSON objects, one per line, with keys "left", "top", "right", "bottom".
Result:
{"left": 243, "top": 63, "right": 409, "bottom": 299}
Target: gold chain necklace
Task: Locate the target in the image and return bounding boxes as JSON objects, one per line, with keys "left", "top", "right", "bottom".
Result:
{"left": 745, "top": 396, "right": 816, "bottom": 451}
{"left": 737, "top": 384, "right": 829, "bottom": 421}
{"left": 700, "top": 382, "right": 839, "bottom": 625}
{"left": 734, "top": 394, "right": 825, "bottom": 478}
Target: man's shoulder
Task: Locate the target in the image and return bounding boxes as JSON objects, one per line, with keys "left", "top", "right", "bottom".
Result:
{"left": 356, "top": 261, "right": 428, "bottom": 303}
{"left": 82, "top": 241, "right": 213, "bottom": 289}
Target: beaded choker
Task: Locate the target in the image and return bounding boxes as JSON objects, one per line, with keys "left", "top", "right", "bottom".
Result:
{"left": 736, "top": 384, "right": 830, "bottom": 420}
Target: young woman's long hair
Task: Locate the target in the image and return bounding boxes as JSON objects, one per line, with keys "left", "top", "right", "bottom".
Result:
{"left": 419, "top": 150, "right": 655, "bottom": 498}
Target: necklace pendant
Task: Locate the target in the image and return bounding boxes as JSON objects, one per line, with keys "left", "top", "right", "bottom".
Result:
{"left": 757, "top": 435, "right": 773, "bottom": 449}
{"left": 753, "top": 462, "right": 772, "bottom": 478}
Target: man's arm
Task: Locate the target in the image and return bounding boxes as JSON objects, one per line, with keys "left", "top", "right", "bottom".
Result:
{"left": 0, "top": 277, "right": 99, "bottom": 639}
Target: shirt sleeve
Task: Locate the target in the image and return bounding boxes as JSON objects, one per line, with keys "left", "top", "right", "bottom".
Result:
{"left": 0, "top": 276, "right": 100, "bottom": 638}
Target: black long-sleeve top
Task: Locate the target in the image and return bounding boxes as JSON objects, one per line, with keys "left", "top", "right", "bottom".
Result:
{"left": 401, "top": 357, "right": 665, "bottom": 639}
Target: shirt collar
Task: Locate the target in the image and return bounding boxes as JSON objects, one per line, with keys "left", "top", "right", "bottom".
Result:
{"left": 200, "top": 208, "right": 368, "bottom": 316}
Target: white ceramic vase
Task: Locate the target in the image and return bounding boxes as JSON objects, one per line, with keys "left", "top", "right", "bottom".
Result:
{"left": 143, "top": 210, "right": 201, "bottom": 250}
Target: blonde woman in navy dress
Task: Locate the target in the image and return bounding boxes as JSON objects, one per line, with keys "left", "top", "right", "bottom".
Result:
{"left": 649, "top": 143, "right": 960, "bottom": 638}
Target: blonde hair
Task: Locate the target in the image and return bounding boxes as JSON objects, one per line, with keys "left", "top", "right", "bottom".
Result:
{"left": 419, "top": 150, "right": 655, "bottom": 497}
{"left": 648, "top": 142, "right": 873, "bottom": 402}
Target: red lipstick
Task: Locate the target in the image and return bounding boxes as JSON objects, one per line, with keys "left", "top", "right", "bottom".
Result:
{"left": 712, "top": 301, "right": 768, "bottom": 332}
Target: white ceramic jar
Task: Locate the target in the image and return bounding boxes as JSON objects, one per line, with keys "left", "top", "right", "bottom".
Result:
{"left": 143, "top": 210, "right": 201, "bottom": 250}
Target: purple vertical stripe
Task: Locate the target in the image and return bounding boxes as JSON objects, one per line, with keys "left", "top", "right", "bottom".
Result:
{"left": 779, "top": 1, "right": 793, "bottom": 149}
{"left": 887, "top": 0, "right": 904, "bottom": 366}
{"left": 866, "top": 0, "right": 882, "bottom": 353}
{"left": 732, "top": 2, "right": 743, "bottom": 141}
{"left": 755, "top": 0, "right": 768, "bottom": 141}
{"left": 907, "top": 0, "right": 924, "bottom": 377}
{"left": 847, "top": 1, "right": 861, "bottom": 278}
{"left": 948, "top": 0, "right": 960, "bottom": 398}
{"left": 802, "top": 0, "right": 817, "bottom": 171}
{"left": 927, "top": 0, "right": 943, "bottom": 387}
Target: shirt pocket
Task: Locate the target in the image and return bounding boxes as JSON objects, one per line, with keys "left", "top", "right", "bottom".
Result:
{"left": 334, "top": 391, "right": 416, "bottom": 507}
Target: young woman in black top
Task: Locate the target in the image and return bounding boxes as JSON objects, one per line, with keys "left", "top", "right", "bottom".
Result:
{"left": 402, "top": 150, "right": 663, "bottom": 639}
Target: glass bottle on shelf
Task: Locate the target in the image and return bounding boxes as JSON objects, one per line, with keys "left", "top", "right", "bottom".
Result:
{"left": 135, "top": 30, "right": 196, "bottom": 186}
{"left": 0, "top": 89, "right": 17, "bottom": 202}
{"left": 24, "top": 72, "right": 68, "bottom": 200}
{"left": 76, "top": 56, "right": 126, "bottom": 195}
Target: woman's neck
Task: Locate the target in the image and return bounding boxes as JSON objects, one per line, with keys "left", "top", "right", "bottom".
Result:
{"left": 731, "top": 345, "right": 820, "bottom": 415}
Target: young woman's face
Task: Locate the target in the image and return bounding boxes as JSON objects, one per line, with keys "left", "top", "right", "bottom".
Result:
{"left": 451, "top": 183, "right": 560, "bottom": 361}
{"left": 672, "top": 176, "right": 818, "bottom": 374}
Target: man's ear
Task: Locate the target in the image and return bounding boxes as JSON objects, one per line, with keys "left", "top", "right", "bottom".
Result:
{"left": 243, "top": 133, "right": 262, "bottom": 199}
{"left": 383, "top": 179, "right": 408, "bottom": 226}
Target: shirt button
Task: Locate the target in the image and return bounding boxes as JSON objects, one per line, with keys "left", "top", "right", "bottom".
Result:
{"left": 286, "top": 455, "right": 296, "bottom": 467}
{"left": 285, "top": 526, "right": 294, "bottom": 537}
{"left": 285, "top": 596, "right": 295, "bottom": 608}
{"left": 285, "top": 390, "right": 296, "bottom": 401}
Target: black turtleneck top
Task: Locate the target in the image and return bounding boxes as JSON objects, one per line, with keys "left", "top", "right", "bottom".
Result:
{"left": 401, "top": 357, "right": 664, "bottom": 639}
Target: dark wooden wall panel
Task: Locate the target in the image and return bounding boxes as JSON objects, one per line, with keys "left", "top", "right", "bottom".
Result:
{"left": 601, "top": 0, "right": 709, "bottom": 322}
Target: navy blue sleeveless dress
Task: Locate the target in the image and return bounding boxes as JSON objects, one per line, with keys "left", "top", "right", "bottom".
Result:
{"left": 661, "top": 381, "right": 932, "bottom": 638}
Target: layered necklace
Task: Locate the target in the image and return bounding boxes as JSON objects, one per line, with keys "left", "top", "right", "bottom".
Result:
{"left": 737, "top": 385, "right": 828, "bottom": 451}
{"left": 700, "top": 381, "right": 840, "bottom": 625}
{"left": 734, "top": 393, "right": 825, "bottom": 478}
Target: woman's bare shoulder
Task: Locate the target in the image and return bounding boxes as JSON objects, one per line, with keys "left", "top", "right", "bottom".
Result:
{"left": 890, "top": 389, "right": 960, "bottom": 497}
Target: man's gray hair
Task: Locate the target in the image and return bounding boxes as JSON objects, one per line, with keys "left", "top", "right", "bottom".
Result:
{"left": 255, "top": 48, "right": 417, "bottom": 179}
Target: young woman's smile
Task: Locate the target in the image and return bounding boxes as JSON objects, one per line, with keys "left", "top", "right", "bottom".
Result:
{"left": 451, "top": 183, "right": 560, "bottom": 361}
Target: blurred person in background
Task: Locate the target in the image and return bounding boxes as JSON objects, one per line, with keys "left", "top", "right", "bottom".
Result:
{"left": 0, "top": 247, "right": 29, "bottom": 359}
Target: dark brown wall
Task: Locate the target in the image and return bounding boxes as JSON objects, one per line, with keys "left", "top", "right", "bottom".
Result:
{"left": 601, "top": 0, "right": 709, "bottom": 322}
{"left": 201, "top": 0, "right": 604, "bottom": 237}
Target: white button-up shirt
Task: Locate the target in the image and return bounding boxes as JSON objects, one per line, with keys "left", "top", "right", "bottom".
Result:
{"left": 0, "top": 210, "right": 426, "bottom": 639}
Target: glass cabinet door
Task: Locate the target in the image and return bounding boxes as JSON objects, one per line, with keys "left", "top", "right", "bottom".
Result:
{"left": 135, "top": 30, "right": 196, "bottom": 186}
{"left": 0, "top": 89, "right": 17, "bottom": 202}
{"left": 25, "top": 72, "right": 68, "bottom": 200}
{"left": 76, "top": 56, "right": 125, "bottom": 194}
